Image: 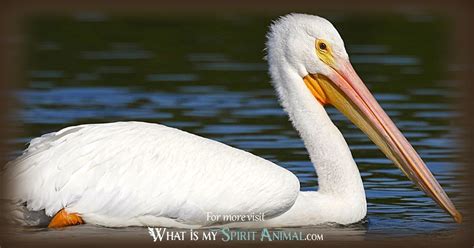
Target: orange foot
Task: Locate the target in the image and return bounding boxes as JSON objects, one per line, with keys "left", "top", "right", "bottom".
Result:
{"left": 48, "top": 208, "right": 84, "bottom": 228}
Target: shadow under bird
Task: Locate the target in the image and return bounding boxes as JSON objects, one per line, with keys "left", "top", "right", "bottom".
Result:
{"left": 2, "top": 13, "right": 461, "bottom": 228}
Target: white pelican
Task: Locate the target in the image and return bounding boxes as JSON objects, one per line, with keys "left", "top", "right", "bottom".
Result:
{"left": 3, "top": 13, "right": 461, "bottom": 228}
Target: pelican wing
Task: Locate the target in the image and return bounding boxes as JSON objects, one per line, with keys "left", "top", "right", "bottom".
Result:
{"left": 4, "top": 122, "right": 299, "bottom": 227}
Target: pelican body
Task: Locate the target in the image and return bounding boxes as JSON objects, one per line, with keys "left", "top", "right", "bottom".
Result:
{"left": 2, "top": 13, "right": 461, "bottom": 228}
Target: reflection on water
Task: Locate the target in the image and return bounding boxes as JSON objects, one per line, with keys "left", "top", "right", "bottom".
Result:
{"left": 4, "top": 12, "right": 467, "bottom": 242}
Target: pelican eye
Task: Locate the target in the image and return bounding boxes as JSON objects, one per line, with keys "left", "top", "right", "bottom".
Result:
{"left": 319, "top": 42, "right": 327, "bottom": 50}
{"left": 316, "top": 39, "right": 330, "bottom": 54}
{"left": 315, "top": 39, "right": 334, "bottom": 66}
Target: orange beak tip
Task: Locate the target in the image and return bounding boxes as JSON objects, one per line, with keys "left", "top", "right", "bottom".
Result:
{"left": 453, "top": 211, "right": 462, "bottom": 224}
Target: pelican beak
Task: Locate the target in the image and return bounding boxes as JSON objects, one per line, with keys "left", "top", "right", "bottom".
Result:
{"left": 303, "top": 59, "right": 462, "bottom": 223}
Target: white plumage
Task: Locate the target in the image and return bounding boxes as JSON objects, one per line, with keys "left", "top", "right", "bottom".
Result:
{"left": 4, "top": 122, "right": 299, "bottom": 227}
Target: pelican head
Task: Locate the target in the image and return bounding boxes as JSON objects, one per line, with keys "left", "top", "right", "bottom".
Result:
{"left": 266, "top": 13, "right": 462, "bottom": 223}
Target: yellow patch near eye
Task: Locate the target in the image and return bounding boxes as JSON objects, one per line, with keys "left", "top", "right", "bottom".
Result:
{"left": 316, "top": 39, "right": 334, "bottom": 67}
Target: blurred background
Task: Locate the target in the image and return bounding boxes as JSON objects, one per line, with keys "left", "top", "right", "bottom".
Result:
{"left": 1, "top": 7, "right": 471, "bottom": 244}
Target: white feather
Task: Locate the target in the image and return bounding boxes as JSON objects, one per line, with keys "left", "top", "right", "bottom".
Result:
{"left": 4, "top": 122, "right": 299, "bottom": 227}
